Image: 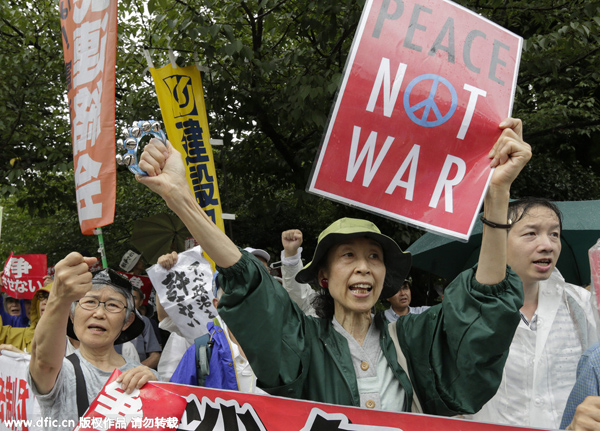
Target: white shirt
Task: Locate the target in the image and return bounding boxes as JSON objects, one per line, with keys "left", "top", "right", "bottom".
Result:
{"left": 280, "top": 248, "right": 318, "bottom": 317}
{"left": 473, "top": 269, "right": 597, "bottom": 429}
{"left": 157, "top": 316, "right": 193, "bottom": 381}
{"left": 332, "top": 317, "right": 405, "bottom": 411}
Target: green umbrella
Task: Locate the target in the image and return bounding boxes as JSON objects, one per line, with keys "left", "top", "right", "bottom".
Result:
{"left": 129, "top": 213, "right": 191, "bottom": 265}
{"left": 407, "top": 200, "right": 600, "bottom": 286}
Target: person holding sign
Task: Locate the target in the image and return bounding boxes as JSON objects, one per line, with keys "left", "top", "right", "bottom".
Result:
{"left": 473, "top": 197, "right": 597, "bottom": 428}
{"left": 137, "top": 118, "right": 530, "bottom": 415}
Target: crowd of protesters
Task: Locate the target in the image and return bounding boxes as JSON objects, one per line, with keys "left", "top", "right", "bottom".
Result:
{"left": 0, "top": 117, "right": 599, "bottom": 431}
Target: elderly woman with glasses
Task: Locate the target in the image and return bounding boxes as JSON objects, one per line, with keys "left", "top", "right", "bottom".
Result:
{"left": 138, "top": 118, "right": 530, "bottom": 416}
{"left": 28, "top": 256, "right": 158, "bottom": 430}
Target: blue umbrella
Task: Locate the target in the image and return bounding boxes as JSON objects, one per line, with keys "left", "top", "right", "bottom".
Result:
{"left": 407, "top": 200, "right": 600, "bottom": 286}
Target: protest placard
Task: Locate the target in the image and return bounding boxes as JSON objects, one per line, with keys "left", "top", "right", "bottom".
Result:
{"left": 75, "top": 370, "right": 186, "bottom": 431}
{"left": 1, "top": 254, "right": 47, "bottom": 300}
{"left": 308, "top": 0, "right": 522, "bottom": 240}
{"left": 147, "top": 246, "right": 216, "bottom": 341}
{"left": 0, "top": 351, "right": 42, "bottom": 431}
{"left": 77, "top": 378, "right": 545, "bottom": 431}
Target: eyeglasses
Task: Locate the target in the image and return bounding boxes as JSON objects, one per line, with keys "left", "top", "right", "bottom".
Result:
{"left": 77, "top": 297, "right": 127, "bottom": 313}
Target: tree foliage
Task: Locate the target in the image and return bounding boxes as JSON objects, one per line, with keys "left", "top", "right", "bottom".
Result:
{"left": 1, "top": 0, "right": 599, "bottom": 266}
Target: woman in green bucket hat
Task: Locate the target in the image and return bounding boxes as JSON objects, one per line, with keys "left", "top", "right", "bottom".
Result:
{"left": 138, "top": 118, "right": 530, "bottom": 416}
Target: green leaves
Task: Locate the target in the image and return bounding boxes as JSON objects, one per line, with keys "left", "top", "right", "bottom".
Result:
{"left": 1, "top": 0, "right": 600, "bottom": 265}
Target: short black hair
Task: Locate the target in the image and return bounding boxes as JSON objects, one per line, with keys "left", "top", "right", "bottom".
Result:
{"left": 508, "top": 197, "right": 562, "bottom": 231}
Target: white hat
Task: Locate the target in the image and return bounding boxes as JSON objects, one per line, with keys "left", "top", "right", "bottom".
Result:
{"left": 120, "top": 250, "right": 142, "bottom": 272}
{"left": 243, "top": 247, "right": 271, "bottom": 264}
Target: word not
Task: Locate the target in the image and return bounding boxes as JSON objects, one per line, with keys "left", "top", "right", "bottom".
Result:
{"left": 366, "top": 59, "right": 486, "bottom": 139}
{"left": 1, "top": 279, "right": 43, "bottom": 295}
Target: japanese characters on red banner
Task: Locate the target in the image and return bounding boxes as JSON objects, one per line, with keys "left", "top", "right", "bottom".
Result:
{"left": 1, "top": 254, "right": 47, "bottom": 300}
{"left": 77, "top": 376, "right": 542, "bottom": 431}
{"left": 75, "top": 370, "right": 185, "bottom": 431}
{"left": 0, "top": 352, "right": 42, "bottom": 431}
{"left": 308, "top": 0, "right": 522, "bottom": 240}
{"left": 59, "top": 0, "right": 118, "bottom": 235}
{"left": 0, "top": 353, "right": 545, "bottom": 431}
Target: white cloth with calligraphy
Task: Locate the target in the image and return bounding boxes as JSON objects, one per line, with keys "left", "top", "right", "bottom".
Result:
{"left": 0, "top": 351, "right": 42, "bottom": 431}
{"left": 147, "top": 246, "right": 217, "bottom": 341}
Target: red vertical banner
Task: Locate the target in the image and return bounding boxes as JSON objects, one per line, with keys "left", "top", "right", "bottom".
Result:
{"left": 59, "top": 0, "right": 118, "bottom": 235}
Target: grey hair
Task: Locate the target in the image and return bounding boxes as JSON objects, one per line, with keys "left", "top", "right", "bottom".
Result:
{"left": 71, "top": 284, "right": 134, "bottom": 323}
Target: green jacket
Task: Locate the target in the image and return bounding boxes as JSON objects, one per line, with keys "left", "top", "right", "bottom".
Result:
{"left": 218, "top": 251, "right": 523, "bottom": 416}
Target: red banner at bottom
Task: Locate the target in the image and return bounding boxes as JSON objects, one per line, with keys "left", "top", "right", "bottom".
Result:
{"left": 79, "top": 375, "right": 544, "bottom": 431}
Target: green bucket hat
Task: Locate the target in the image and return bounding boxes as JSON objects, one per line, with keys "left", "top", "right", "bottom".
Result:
{"left": 295, "top": 218, "right": 411, "bottom": 299}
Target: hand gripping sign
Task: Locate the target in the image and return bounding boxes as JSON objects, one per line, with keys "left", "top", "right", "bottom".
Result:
{"left": 147, "top": 246, "right": 217, "bottom": 341}
{"left": 100, "top": 381, "right": 545, "bottom": 431}
{"left": 308, "top": 0, "right": 522, "bottom": 240}
{"left": 75, "top": 370, "right": 186, "bottom": 431}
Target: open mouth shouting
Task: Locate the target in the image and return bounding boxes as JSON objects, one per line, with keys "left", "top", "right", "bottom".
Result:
{"left": 349, "top": 283, "right": 373, "bottom": 297}
{"left": 88, "top": 323, "right": 107, "bottom": 334}
{"left": 533, "top": 258, "right": 553, "bottom": 270}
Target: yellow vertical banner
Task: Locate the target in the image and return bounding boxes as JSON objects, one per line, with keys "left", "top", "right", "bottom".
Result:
{"left": 150, "top": 64, "right": 225, "bottom": 233}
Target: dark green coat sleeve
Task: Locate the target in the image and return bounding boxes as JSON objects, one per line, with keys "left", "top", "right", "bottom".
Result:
{"left": 396, "top": 266, "right": 523, "bottom": 415}
{"left": 216, "top": 251, "right": 310, "bottom": 393}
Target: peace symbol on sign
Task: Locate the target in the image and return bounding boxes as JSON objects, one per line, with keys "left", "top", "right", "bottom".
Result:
{"left": 403, "top": 74, "right": 457, "bottom": 127}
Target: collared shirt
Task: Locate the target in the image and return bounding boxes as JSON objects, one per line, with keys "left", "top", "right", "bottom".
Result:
{"left": 473, "top": 270, "right": 597, "bottom": 429}
{"left": 519, "top": 312, "right": 538, "bottom": 330}
{"left": 332, "top": 317, "right": 404, "bottom": 411}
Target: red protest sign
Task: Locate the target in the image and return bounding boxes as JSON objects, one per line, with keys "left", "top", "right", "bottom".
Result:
{"left": 308, "top": 0, "right": 522, "bottom": 240}
{"left": 77, "top": 376, "right": 546, "bottom": 431}
{"left": 76, "top": 370, "right": 186, "bottom": 430}
{"left": 147, "top": 382, "right": 540, "bottom": 431}
{"left": 1, "top": 253, "right": 47, "bottom": 300}
{"left": 59, "top": 0, "right": 117, "bottom": 235}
